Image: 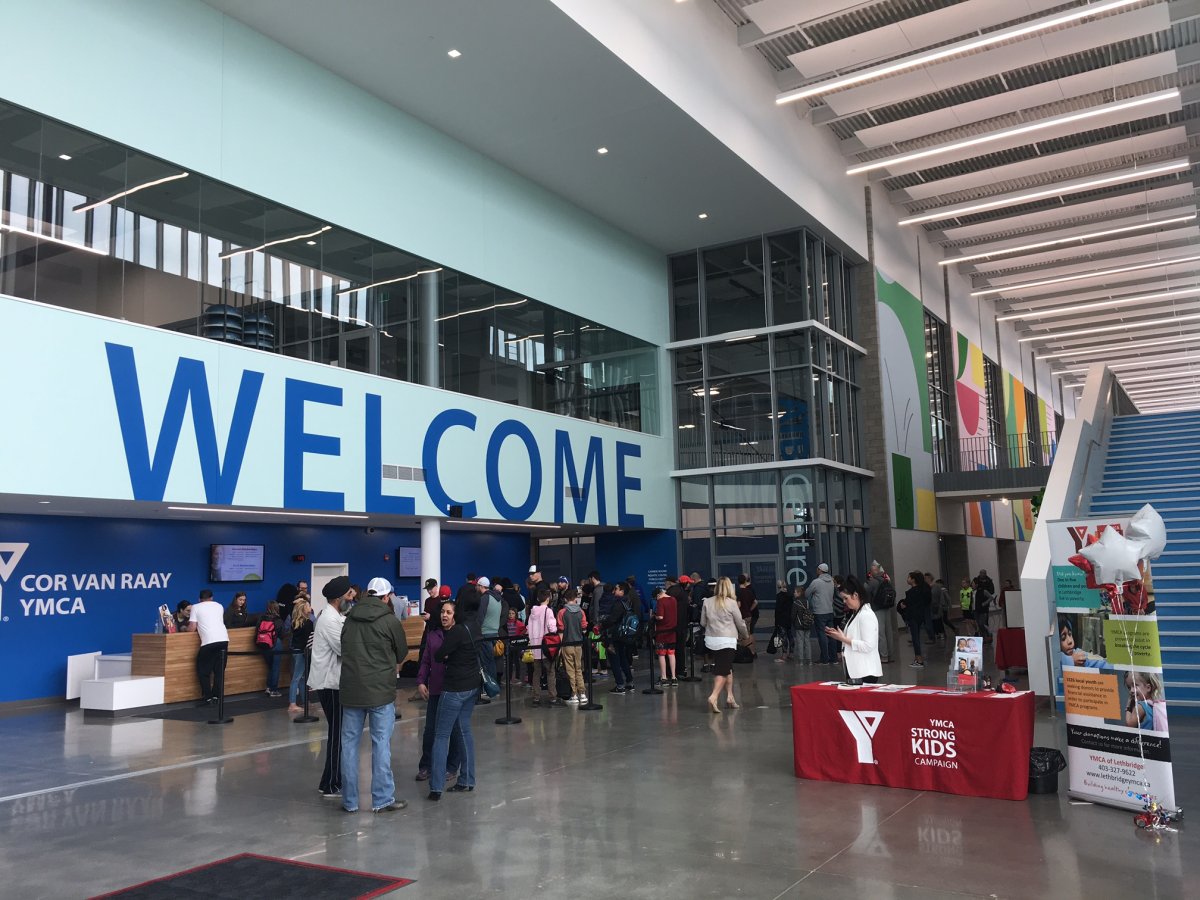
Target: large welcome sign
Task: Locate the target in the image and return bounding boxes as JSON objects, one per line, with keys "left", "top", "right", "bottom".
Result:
{"left": 0, "top": 296, "right": 671, "bottom": 527}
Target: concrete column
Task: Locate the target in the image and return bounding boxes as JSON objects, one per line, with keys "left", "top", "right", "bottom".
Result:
{"left": 418, "top": 270, "right": 439, "bottom": 388}
{"left": 420, "top": 517, "right": 441, "bottom": 587}
{"left": 857, "top": 184, "right": 896, "bottom": 574}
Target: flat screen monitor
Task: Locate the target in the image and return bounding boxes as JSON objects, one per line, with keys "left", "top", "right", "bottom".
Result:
{"left": 210, "top": 544, "right": 265, "bottom": 583}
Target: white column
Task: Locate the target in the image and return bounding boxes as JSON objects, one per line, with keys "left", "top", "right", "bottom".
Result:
{"left": 420, "top": 517, "right": 442, "bottom": 586}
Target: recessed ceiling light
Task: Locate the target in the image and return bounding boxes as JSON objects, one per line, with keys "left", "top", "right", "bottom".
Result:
{"left": 58, "top": 154, "right": 72, "bottom": 161}
{"left": 37, "top": 500, "right": 51, "bottom": 504}
{"left": 447, "top": 49, "right": 462, "bottom": 59}
{"left": 597, "top": 147, "right": 608, "bottom": 155}
{"left": 306, "top": 240, "right": 317, "bottom": 246}
{"left": 698, "top": 213, "right": 709, "bottom": 220}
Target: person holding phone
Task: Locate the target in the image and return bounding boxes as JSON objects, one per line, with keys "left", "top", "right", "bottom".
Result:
{"left": 823, "top": 576, "right": 881, "bottom": 684}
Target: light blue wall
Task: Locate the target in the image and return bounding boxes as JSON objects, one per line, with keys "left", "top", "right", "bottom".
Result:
{"left": 2, "top": 0, "right": 669, "bottom": 350}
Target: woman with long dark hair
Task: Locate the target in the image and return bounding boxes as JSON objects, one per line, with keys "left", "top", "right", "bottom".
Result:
{"left": 824, "top": 576, "right": 881, "bottom": 684}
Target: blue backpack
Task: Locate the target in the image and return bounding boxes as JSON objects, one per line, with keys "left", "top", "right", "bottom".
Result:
{"left": 616, "top": 609, "right": 642, "bottom": 644}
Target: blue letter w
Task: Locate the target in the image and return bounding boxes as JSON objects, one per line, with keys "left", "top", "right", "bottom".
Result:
{"left": 105, "top": 343, "right": 263, "bottom": 503}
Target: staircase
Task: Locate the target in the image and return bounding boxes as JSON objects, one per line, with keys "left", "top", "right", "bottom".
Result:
{"left": 1088, "top": 409, "right": 1200, "bottom": 707}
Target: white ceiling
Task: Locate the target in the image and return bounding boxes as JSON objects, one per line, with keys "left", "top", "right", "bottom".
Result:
{"left": 201, "top": 0, "right": 823, "bottom": 257}
{"left": 723, "top": 0, "right": 1200, "bottom": 411}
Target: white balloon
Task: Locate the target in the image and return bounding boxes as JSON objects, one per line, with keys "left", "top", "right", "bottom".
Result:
{"left": 1079, "top": 526, "right": 1143, "bottom": 587}
{"left": 1126, "top": 504, "right": 1167, "bottom": 560}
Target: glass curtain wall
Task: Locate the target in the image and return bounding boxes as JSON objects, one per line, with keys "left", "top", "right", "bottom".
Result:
{"left": 924, "top": 311, "right": 954, "bottom": 474}
{"left": 669, "top": 228, "right": 866, "bottom": 587}
{"left": 0, "top": 99, "right": 657, "bottom": 434}
{"left": 983, "top": 356, "right": 1005, "bottom": 468}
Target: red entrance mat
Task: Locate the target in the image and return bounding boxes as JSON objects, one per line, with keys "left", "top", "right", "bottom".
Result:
{"left": 89, "top": 852, "right": 414, "bottom": 899}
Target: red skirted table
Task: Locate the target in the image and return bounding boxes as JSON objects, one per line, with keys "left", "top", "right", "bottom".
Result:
{"left": 994, "top": 627, "right": 1028, "bottom": 671}
{"left": 790, "top": 683, "right": 1035, "bottom": 800}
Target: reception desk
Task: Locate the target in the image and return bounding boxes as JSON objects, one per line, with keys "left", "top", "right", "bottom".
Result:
{"left": 132, "top": 630, "right": 291, "bottom": 704}
{"left": 132, "top": 618, "right": 425, "bottom": 703}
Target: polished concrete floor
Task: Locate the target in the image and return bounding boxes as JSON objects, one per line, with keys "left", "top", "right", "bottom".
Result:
{"left": 1, "top": 634, "right": 1194, "bottom": 899}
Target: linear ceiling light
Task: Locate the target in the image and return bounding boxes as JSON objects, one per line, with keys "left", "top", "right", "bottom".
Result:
{"left": 972, "top": 252, "right": 1200, "bottom": 298}
{"left": 1060, "top": 353, "right": 1200, "bottom": 375}
{"left": 436, "top": 298, "right": 528, "bottom": 323}
{"left": 73, "top": 171, "right": 190, "bottom": 214}
{"left": 1117, "top": 370, "right": 1200, "bottom": 386}
{"left": 335, "top": 266, "right": 443, "bottom": 297}
{"left": 1038, "top": 334, "right": 1200, "bottom": 360}
{"left": 901, "top": 160, "right": 1188, "bottom": 227}
{"left": 1124, "top": 385, "right": 1200, "bottom": 398}
{"left": 443, "top": 520, "right": 562, "bottom": 530}
{"left": 997, "top": 285, "right": 1200, "bottom": 322}
{"left": 778, "top": 0, "right": 1142, "bottom": 106}
{"left": 851, "top": 89, "right": 1178, "bottom": 176}
{"left": 219, "top": 225, "right": 332, "bottom": 260}
{"left": 0, "top": 223, "right": 107, "bottom": 256}
{"left": 166, "top": 506, "right": 369, "bottom": 520}
{"left": 942, "top": 214, "right": 1198, "bottom": 267}
{"left": 1019, "top": 311, "right": 1200, "bottom": 343}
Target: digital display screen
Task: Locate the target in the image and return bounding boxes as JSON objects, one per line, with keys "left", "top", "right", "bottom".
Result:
{"left": 210, "top": 544, "right": 265, "bottom": 583}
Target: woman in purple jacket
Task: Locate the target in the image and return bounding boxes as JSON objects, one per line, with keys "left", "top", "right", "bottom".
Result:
{"left": 414, "top": 611, "right": 463, "bottom": 782}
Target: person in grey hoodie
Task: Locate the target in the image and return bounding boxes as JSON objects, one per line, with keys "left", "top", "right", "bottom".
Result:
{"left": 806, "top": 563, "right": 837, "bottom": 664}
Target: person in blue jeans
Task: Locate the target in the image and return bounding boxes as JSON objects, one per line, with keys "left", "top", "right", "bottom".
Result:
{"left": 429, "top": 602, "right": 479, "bottom": 801}
{"left": 339, "top": 577, "right": 409, "bottom": 814}
{"left": 415, "top": 607, "right": 462, "bottom": 781}
{"left": 806, "top": 563, "right": 836, "bottom": 664}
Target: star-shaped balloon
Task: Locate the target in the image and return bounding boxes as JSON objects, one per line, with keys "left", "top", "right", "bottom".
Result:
{"left": 1126, "top": 504, "right": 1167, "bottom": 560}
{"left": 1079, "top": 526, "right": 1143, "bottom": 587}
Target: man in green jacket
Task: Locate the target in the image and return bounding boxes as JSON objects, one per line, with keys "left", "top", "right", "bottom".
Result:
{"left": 339, "top": 576, "right": 408, "bottom": 814}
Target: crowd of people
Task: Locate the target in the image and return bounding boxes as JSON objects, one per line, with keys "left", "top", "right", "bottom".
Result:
{"left": 178, "top": 560, "right": 1013, "bottom": 812}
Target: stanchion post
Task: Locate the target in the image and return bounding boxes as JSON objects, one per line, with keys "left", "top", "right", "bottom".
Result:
{"left": 208, "top": 646, "right": 233, "bottom": 725}
{"left": 579, "top": 629, "right": 603, "bottom": 711}
{"left": 294, "top": 646, "right": 319, "bottom": 723}
{"left": 495, "top": 634, "right": 522, "bottom": 725}
{"left": 680, "top": 623, "right": 702, "bottom": 682}
{"left": 642, "top": 628, "right": 663, "bottom": 695}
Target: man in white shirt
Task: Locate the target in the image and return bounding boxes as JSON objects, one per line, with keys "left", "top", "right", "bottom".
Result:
{"left": 309, "top": 575, "right": 352, "bottom": 798}
{"left": 188, "top": 589, "right": 230, "bottom": 704}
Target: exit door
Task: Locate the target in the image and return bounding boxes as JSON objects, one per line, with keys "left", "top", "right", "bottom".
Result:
{"left": 339, "top": 327, "right": 376, "bottom": 373}
{"left": 715, "top": 555, "right": 779, "bottom": 622}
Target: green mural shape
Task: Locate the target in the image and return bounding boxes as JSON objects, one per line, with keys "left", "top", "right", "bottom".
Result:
{"left": 892, "top": 452, "right": 915, "bottom": 529}
{"left": 876, "top": 273, "right": 932, "bottom": 453}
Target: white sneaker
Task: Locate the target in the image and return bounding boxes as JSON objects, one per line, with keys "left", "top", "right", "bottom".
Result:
{"left": 566, "top": 695, "right": 580, "bottom": 704}
{"left": 577, "top": 695, "right": 588, "bottom": 705}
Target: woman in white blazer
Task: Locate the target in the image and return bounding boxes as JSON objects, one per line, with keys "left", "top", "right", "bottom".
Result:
{"left": 824, "top": 575, "right": 882, "bottom": 683}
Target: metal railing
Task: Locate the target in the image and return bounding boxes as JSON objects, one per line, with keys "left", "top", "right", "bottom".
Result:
{"left": 938, "top": 431, "right": 1058, "bottom": 474}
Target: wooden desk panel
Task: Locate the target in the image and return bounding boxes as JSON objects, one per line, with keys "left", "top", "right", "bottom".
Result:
{"left": 132, "top": 629, "right": 291, "bottom": 704}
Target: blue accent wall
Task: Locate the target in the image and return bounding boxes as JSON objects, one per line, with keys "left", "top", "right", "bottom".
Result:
{"left": 0, "top": 514, "right": 527, "bottom": 703}
{"left": 594, "top": 529, "right": 677, "bottom": 597}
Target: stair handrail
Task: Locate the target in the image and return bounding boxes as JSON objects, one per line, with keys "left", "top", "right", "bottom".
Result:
{"left": 1019, "top": 364, "right": 1126, "bottom": 698}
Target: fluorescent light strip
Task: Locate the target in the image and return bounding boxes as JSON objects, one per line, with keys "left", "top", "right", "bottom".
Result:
{"left": 997, "top": 286, "right": 1200, "bottom": 322}
{"left": 778, "top": 0, "right": 1141, "bottom": 106}
{"left": 1020, "top": 311, "right": 1200, "bottom": 343}
{"left": 942, "top": 214, "right": 1198, "bottom": 267}
{"left": 973, "top": 252, "right": 1200, "bottom": 298}
{"left": 1116, "top": 369, "right": 1200, "bottom": 385}
{"left": 443, "top": 520, "right": 562, "bottom": 530}
{"left": 73, "top": 172, "right": 189, "bottom": 214}
{"left": 1125, "top": 385, "right": 1200, "bottom": 398}
{"left": 436, "top": 298, "right": 528, "bottom": 323}
{"left": 219, "top": 225, "right": 332, "bottom": 260}
{"left": 0, "top": 223, "right": 107, "bottom": 256}
{"left": 853, "top": 90, "right": 1178, "bottom": 177}
{"left": 166, "top": 506, "right": 368, "bottom": 520}
{"left": 1038, "top": 334, "right": 1200, "bottom": 360}
{"left": 900, "top": 160, "right": 1188, "bottom": 227}
{"left": 335, "top": 266, "right": 443, "bottom": 297}
{"left": 1061, "top": 353, "right": 1200, "bottom": 375}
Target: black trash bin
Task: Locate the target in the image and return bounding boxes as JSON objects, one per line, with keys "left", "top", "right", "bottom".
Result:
{"left": 1028, "top": 747, "right": 1066, "bottom": 794}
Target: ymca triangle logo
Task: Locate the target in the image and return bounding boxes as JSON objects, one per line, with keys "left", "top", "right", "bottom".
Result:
{"left": 839, "top": 709, "right": 885, "bottom": 765}
{"left": 0, "top": 543, "right": 29, "bottom": 583}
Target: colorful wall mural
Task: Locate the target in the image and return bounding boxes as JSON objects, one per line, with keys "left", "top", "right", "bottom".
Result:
{"left": 954, "top": 332, "right": 989, "bottom": 447}
{"left": 876, "top": 271, "right": 937, "bottom": 532}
